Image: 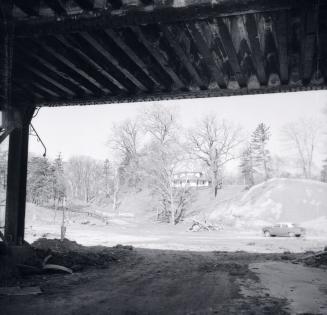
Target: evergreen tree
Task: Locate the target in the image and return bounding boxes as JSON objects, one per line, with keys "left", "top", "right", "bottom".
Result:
{"left": 251, "top": 123, "right": 272, "bottom": 180}
{"left": 27, "top": 156, "right": 55, "bottom": 205}
{"left": 240, "top": 145, "right": 255, "bottom": 187}
{"left": 321, "top": 159, "right": 327, "bottom": 183}
{"left": 52, "top": 153, "right": 66, "bottom": 207}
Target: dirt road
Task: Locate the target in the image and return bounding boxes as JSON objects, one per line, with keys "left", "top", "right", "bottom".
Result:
{"left": 1, "top": 247, "right": 326, "bottom": 315}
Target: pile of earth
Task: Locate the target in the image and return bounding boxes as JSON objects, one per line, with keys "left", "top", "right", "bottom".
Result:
{"left": 0, "top": 238, "right": 134, "bottom": 285}
{"left": 28, "top": 238, "right": 133, "bottom": 269}
{"left": 299, "top": 248, "right": 327, "bottom": 268}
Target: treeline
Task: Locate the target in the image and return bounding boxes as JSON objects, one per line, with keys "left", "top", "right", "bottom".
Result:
{"left": 26, "top": 155, "right": 113, "bottom": 208}
{"left": 0, "top": 104, "right": 325, "bottom": 225}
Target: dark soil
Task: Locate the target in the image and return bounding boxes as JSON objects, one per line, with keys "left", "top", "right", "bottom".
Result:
{"left": 0, "top": 242, "right": 296, "bottom": 315}
{"left": 0, "top": 238, "right": 133, "bottom": 286}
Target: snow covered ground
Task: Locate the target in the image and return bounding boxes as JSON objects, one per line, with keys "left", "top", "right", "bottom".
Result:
{"left": 206, "top": 178, "right": 327, "bottom": 232}
{"left": 23, "top": 178, "right": 327, "bottom": 253}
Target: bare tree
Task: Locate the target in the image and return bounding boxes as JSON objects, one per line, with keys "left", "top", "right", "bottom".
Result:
{"left": 66, "top": 156, "right": 103, "bottom": 203}
{"left": 282, "top": 118, "right": 321, "bottom": 179}
{"left": 187, "top": 116, "right": 243, "bottom": 197}
{"left": 108, "top": 119, "right": 143, "bottom": 188}
{"left": 144, "top": 139, "right": 191, "bottom": 225}
{"left": 109, "top": 119, "right": 140, "bottom": 162}
{"left": 142, "top": 105, "right": 179, "bottom": 145}
{"left": 142, "top": 105, "right": 189, "bottom": 225}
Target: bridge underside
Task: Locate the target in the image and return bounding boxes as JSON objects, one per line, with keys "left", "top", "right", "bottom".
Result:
{"left": 0, "top": 0, "right": 326, "bottom": 244}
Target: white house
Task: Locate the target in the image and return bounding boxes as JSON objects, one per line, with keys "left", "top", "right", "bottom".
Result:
{"left": 172, "top": 171, "right": 212, "bottom": 188}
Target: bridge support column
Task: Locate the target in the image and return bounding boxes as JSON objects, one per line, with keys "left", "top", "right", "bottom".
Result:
{"left": 4, "top": 114, "right": 32, "bottom": 245}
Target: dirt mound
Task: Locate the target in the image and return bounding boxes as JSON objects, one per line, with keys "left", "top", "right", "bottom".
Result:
{"left": 29, "top": 238, "right": 133, "bottom": 269}
{"left": 0, "top": 238, "right": 134, "bottom": 286}
{"left": 299, "top": 250, "right": 327, "bottom": 268}
{"left": 31, "top": 238, "right": 84, "bottom": 253}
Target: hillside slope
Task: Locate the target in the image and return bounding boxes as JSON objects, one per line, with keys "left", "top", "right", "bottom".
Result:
{"left": 201, "top": 178, "right": 327, "bottom": 232}
{"left": 23, "top": 178, "right": 327, "bottom": 232}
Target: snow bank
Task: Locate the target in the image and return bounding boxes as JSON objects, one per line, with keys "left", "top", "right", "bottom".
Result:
{"left": 231, "top": 178, "right": 327, "bottom": 224}
{"left": 204, "top": 179, "right": 327, "bottom": 227}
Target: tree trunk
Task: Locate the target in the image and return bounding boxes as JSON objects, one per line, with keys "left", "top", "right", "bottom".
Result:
{"left": 61, "top": 206, "right": 66, "bottom": 241}
{"left": 112, "top": 168, "right": 120, "bottom": 215}
{"left": 170, "top": 186, "right": 175, "bottom": 225}
{"left": 212, "top": 169, "right": 218, "bottom": 198}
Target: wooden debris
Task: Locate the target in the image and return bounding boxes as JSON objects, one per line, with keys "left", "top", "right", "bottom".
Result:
{"left": 189, "top": 219, "right": 223, "bottom": 232}
{"left": 42, "top": 253, "right": 73, "bottom": 274}
{"left": 43, "top": 264, "right": 73, "bottom": 274}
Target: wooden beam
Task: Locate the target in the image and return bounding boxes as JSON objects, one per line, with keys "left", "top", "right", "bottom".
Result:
{"left": 12, "top": 84, "right": 38, "bottom": 103}
{"left": 301, "top": 3, "right": 318, "bottom": 82}
{"left": 40, "top": 38, "right": 107, "bottom": 95}
{"left": 262, "top": 16, "right": 281, "bottom": 87}
{"left": 289, "top": 14, "right": 302, "bottom": 86}
{"left": 16, "top": 59, "right": 76, "bottom": 97}
{"left": 214, "top": 18, "right": 247, "bottom": 87}
{"left": 30, "top": 83, "right": 327, "bottom": 108}
{"left": 21, "top": 84, "right": 53, "bottom": 100}
{"left": 104, "top": 29, "right": 161, "bottom": 89}
{"left": 18, "top": 70, "right": 71, "bottom": 99}
{"left": 272, "top": 10, "right": 288, "bottom": 84}
{"left": 5, "top": 107, "right": 34, "bottom": 245}
{"left": 117, "top": 28, "right": 172, "bottom": 90}
{"left": 30, "top": 81, "right": 61, "bottom": 98}
{"left": 15, "top": 41, "right": 90, "bottom": 95}
{"left": 79, "top": 32, "right": 149, "bottom": 92}
{"left": 131, "top": 26, "right": 185, "bottom": 90}
{"left": 43, "top": 0, "right": 67, "bottom": 15}
{"left": 244, "top": 14, "right": 267, "bottom": 85}
{"left": 57, "top": 34, "right": 128, "bottom": 93}
{"left": 74, "top": 0, "right": 95, "bottom": 10}
{"left": 150, "top": 26, "right": 191, "bottom": 90}
{"left": 14, "top": 0, "right": 40, "bottom": 16}
{"left": 14, "top": 0, "right": 296, "bottom": 38}
{"left": 47, "top": 36, "right": 116, "bottom": 94}
{"left": 186, "top": 22, "right": 226, "bottom": 88}
{"left": 160, "top": 24, "right": 205, "bottom": 89}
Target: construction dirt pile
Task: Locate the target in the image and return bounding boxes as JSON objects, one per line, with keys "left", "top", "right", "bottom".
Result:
{"left": 299, "top": 248, "right": 327, "bottom": 268}
{"left": 0, "top": 238, "right": 134, "bottom": 286}
{"left": 30, "top": 238, "right": 134, "bottom": 270}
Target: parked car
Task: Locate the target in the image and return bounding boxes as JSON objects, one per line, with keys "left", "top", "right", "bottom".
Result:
{"left": 262, "top": 223, "right": 305, "bottom": 237}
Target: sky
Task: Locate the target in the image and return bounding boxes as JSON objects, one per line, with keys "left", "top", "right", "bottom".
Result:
{"left": 28, "top": 90, "right": 327, "bottom": 167}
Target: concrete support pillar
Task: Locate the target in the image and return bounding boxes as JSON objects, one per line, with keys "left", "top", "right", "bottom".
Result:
{"left": 0, "top": 1, "right": 13, "bottom": 112}
{"left": 4, "top": 118, "right": 31, "bottom": 245}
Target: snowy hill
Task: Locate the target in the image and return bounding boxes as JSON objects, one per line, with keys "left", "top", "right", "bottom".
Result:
{"left": 205, "top": 178, "right": 327, "bottom": 231}
{"left": 22, "top": 178, "right": 327, "bottom": 234}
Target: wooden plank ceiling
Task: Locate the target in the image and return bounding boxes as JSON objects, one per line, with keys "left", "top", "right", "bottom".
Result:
{"left": 3, "top": 0, "right": 327, "bottom": 107}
